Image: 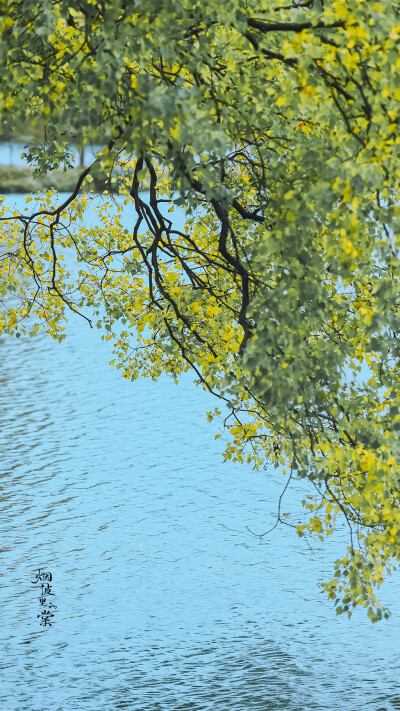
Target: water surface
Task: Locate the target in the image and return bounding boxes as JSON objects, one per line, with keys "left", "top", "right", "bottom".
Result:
{"left": 1, "top": 194, "right": 400, "bottom": 711}
{"left": 0, "top": 142, "right": 102, "bottom": 167}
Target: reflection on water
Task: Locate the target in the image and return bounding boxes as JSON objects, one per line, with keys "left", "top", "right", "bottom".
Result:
{"left": 1, "top": 195, "right": 400, "bottom": 710}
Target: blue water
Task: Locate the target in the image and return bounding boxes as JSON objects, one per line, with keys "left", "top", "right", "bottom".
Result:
{"left": 0, "top": 142, "right": 102, "bottom": 167}
{"left": 1, "top": 194, "right": 400, "bottom": 710}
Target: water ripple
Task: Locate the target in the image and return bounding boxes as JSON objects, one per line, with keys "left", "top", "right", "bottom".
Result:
{"left": 1, "top": 195, "right": 400, "bottom": 710}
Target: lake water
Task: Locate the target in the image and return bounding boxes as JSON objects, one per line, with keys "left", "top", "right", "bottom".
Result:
{"left": 0, "top": 142, "right": 103, "bottom": 167}
{"left": 1, "top": 194, "right": 400, "bottom": 710}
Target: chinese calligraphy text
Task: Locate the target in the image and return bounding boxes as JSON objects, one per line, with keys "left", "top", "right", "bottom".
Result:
{"left": 32, "top": 569, "right": 57, "bottom": 627}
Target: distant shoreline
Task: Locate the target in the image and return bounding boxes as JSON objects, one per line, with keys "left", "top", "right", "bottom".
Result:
{"left": 0, "top": 164, "right": 105, "bottom": 194}
{"left": 0, "top": 140, "right": 105, "bottom": 193}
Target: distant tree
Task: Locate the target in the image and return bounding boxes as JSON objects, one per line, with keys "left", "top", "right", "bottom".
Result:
{"left": 2, "top": 0, "right": 400, "bottom": 620}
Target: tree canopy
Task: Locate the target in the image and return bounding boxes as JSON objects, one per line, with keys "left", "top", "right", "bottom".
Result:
{"left": 2, "top": 0, "right": 400, "bottom": 621}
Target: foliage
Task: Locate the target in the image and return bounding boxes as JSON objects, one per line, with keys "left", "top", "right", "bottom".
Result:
{"left": 2, "top": 0, "right": 400, "bottom": 621}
